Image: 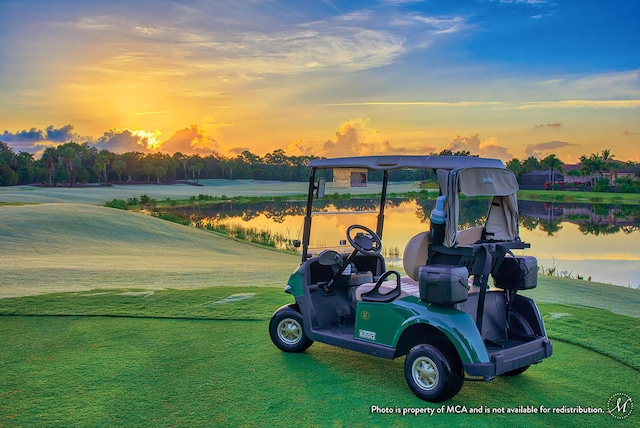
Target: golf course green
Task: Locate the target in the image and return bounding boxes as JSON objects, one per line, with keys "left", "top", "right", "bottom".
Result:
{"left": 1, "top": 189, "right": 638, "bottom": 427}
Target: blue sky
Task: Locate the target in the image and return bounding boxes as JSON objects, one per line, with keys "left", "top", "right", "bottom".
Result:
{"left": 1, "top": 0, "right": 638, "bottom": 162}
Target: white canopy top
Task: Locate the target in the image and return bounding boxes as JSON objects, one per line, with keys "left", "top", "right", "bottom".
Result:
{"left": 308, "top": 155, "right": 504, "bottom": 171}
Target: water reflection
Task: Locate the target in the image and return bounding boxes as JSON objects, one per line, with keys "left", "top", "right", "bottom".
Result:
{"left": 160, "top": 198, "right": 640, "bottom": 288}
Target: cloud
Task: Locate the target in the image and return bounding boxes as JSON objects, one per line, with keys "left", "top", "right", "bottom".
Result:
{"left": 524, "top": 140, "right": 578, "bottom": 158}
{"left": 326, "top": 99, "right": 640, "bottom": 109}
{"left": 1, "top": 124, "right": 89, "bottom": 154}
{"left": 159, "top": 125, "right": 219, "bottom": 154}
{"left": 446, "top": 134, "right": 513, "bottom": 161}
{"left": 3, "top": 123, "right": 227, "bottom": 156}
{"left": 228, "top": 147, "right": 252, "bottom": 156}
{"left": 96, "top": 128, "right": 155, "bottom": 153}
{"left": 286, "top": 139, "right": 315, "bottom": 156}
{"left": 320, "top": 121, "right": 434, "bottom": 157}
{"left": 534, "top": 122, "right": 562, "bottom": 129}
{"left": 1, "top": 124, "right": 79, "bottom": 143}
{"left": 622, "top": 130, "right": 640, "bottom": 136}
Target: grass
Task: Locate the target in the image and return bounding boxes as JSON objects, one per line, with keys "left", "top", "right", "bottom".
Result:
{"left": 518, "top": 189, "right": 640, "bottom": 205}
{"left": 1, "top": 287, "right": 638, "bottom": 427}
{"left": 0, "top": 203, "right": 299, "bottom": 298}
{"left": 1, "top": 193, "right": 638, "bottom": 426}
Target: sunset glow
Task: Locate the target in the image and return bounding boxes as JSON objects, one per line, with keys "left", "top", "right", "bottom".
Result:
{"left": 1, "top": 0, "right": 638, "bottom": 162}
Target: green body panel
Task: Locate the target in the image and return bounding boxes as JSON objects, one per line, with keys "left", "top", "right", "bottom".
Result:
{"left": 285, "top": 265, "right": 489, "bottom": 365}
{"left": 354, "top": 296, "right": 489, "bottom": 364}
{"left": 286, "top": 268, "right": 304, "bottom": 297}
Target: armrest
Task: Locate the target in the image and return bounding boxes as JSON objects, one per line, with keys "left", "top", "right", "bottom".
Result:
{"left": 361, "top": 270, "right": 401, "bottom": 303}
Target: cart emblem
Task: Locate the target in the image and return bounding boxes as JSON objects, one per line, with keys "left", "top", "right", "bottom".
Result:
{"left": 360, "top": 310, "right": 370, "bottom": 320}
{"left": 359, "top": 329, "right": 376, "bottom": 341}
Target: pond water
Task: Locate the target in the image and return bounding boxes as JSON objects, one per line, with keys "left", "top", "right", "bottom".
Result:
{"left": 161, "top": 197, "right": 640, "bottom": 289}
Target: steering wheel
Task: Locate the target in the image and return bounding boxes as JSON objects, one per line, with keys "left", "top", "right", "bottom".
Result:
{"left": 346, "top": 225, "right": 382, "bottom": 255}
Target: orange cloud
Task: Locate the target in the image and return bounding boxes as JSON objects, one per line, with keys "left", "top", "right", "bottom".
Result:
{"left": 320, "top": 121, "right": 434, "bottom": 157}
{"left": 159, "top": 125, "right": 220, "bottom": 154}
{"left": 447, "top": 133, "right": 513, "bottom": 161}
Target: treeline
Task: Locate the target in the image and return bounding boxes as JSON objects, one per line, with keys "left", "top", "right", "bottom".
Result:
{"left": 505, "top": 150, "right": 640, "bottom": 193}
{"left": 1, "top": 140, "right": 638, "bottom": 189}
{"left": 0, "top": 142, "right": 321, "bottom": 186}
{"left": 0, "top": 142, "right": 472, "bottom": 186}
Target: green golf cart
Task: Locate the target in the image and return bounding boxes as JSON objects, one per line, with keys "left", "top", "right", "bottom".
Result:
{"left": 269, "top": 155, "right": 552, "bottom": 402}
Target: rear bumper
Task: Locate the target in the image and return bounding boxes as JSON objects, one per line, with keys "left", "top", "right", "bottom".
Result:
{"left": 464, "top": 337, "right": 553, "bottom": 377}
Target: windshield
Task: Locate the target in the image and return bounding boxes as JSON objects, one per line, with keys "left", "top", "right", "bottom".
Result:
{"left": 307, "top": 200, "right": 380, "bottom": 255}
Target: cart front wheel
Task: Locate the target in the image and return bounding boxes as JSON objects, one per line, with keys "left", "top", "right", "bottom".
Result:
{"left": 404, "top": 344, "right": 464, "bottom": 402}
{"left": 269, "top": 307, "right": 313, "bottom": 353}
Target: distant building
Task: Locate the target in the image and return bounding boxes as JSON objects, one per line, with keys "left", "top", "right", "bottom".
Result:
{"left": 519, "top": 170, "right": 564, "bottom": 190}
{"left": 562, "top": 164, "right": 591, "bottom": 184}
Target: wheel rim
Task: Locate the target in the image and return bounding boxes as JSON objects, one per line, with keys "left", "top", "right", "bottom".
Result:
{"left": 412, "top": 356, "right": 439, "bottom": 391}
{"left": 277, "top": 317, "right": 303, "bottom": 345}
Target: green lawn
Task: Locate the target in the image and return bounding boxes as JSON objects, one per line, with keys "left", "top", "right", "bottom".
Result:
{"left": 1, "top": 200, "right": 638, "bottom": 426}
{"left": 1, "top": 287, "right": 637, "bottom": 427}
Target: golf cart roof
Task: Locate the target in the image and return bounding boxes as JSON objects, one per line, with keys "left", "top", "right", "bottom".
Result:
{"left": 308, "top": 155, "right": 504, "bottom": 171}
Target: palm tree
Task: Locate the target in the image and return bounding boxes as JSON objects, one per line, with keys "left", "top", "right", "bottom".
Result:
{"left": 189, "top": 163, "right": 203, "bottom": 184}
{"left": 94, "top": 152, "right": 110, "bottom": 185}
{"left": 41, "top": 147, "right": 58, "bottom": 186}
{"left": 540, "top": 154, "right": 564, "bottom": 187}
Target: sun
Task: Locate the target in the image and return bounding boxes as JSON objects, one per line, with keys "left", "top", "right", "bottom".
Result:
{"left": 131, "top": 129, "right": 162, "bottom": 151}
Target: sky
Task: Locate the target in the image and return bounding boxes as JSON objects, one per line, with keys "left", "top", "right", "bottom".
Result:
{"left": 1, "top": 0, "right": 639, "bottom": 163}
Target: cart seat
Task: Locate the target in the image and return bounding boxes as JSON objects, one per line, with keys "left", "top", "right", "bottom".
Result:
{"left": 355, "top": 276, "right": 420, "bottom": 301}
{"left": 355, "top": 231, "right": 429, "bottom": 301}
{"left": 457, "top": 226, "right": 483, "bottom": 247}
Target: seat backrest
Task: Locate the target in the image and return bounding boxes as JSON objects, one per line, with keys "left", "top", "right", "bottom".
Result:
{"left": 457, "top": 226, "right": 483, "bottom": 247}
{"left": 403, "top": 231, "right": 430, "bottom": 281}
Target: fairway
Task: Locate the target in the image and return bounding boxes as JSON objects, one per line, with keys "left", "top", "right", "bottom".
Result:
{"left": 0, "top": 203, "right": 299, "bottom": 298}
{"left": 1, "top": 201, "right": 638, "bottom": 426}
{"left": 1, "top": 287, "right": 638, "bottom": 427}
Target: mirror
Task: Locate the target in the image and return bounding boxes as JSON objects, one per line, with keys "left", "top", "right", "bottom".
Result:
{"left": 316, "top": 177, "right": 326, "bottom": 198}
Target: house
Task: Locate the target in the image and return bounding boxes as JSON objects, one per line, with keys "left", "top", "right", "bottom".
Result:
{"left": 519, "top": 170, "right": 564, "bottom": 190}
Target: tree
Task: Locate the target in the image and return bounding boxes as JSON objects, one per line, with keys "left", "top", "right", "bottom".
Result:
{"left": 58, "top": 145, "right": 79, "bottom": 186}
{"left": 506, "top": 158, "right": 523, "bottom": 177}
{"left": 189, "top": 163, "right": 203, "bottom": 184}
{"left": 521, "top": 157, "right": 541, "bottom": 174}
{"left": 0, "top": 165, "right": 18, "bottom": 186}
{"left": 540, "top": 154, "right": 564, "bottom": 187}
{"left": 112, "top": 158, "right": 127, "bottom": 183}
{"left": 94, "top": 151, "right": 111, "bottom": 185}
{"left": 40, "top": 147, "right": 59, "bottom": 186}
{"left": 173, "top": 152, "right": 188, "bottom": 179}
{"left": 0, "top": 141, "right": 17, "bottom": 168}
{"left": 155, "top": 166, "right": 166, "bottom": 184}
{"left": 142, "top": 162, "right": 154, "bottom": 183}
{"left": 580, "top": 153, "right": 604, "bottom": 187}
{"left": 119, "top": 152, "right": 143, "bottom": 182}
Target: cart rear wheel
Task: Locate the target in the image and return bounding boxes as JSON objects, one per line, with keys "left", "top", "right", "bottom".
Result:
{"left": 269, "top": 307, "right": 313, "bottom": 353}
{"left": 404, "top": 343, "right": 464, "bottom": 402}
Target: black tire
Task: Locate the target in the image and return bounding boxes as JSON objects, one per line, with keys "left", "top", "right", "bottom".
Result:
{"left": 404, "top": 343, "right": 464, "bottom": 402}
{"left": 502, "top": 365, "right": 530, "bottom": 376}
{"left": 269, "top": 307, "right": 313, "bottom": 353}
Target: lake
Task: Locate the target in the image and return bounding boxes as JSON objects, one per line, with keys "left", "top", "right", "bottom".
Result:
{"left": 160, "top": 196, "right": 640, "bottom": 289}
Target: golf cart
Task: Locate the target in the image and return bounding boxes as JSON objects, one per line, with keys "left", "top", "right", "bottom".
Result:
{"left": 269, "top": 155, "right": 552, "bottom": 402}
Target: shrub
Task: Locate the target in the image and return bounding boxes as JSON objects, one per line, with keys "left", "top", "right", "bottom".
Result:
{"left": 105, "top": 199, "right": 129, "bottom": 210}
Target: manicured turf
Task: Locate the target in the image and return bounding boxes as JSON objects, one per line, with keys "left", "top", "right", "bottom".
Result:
{"left": 0, "top": 203, "right": 299, "bottom": 298}
{"left": 1, "top": 199, "right": 638, "bottom": 426}
{"left": 1, "top": 287, "right": 637, "bottom": 427}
